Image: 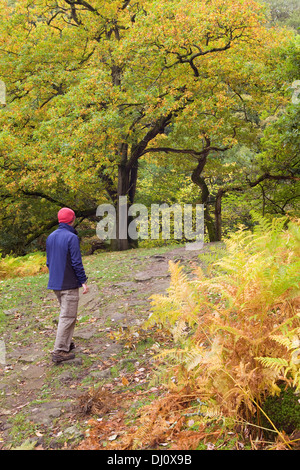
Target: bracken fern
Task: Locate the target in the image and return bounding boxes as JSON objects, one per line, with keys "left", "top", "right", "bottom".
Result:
{"left": 146, "top": 216, "right": 300, "bottom": 422}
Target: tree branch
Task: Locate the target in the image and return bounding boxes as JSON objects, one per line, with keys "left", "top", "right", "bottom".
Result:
{"left": 21, "top": 189, "right": 100, "bottom": 217}
{"left": 63, "top": 0, "right": 99, "bottom": 15}
{"left": 141, "top": 145, "right": 229, "bottom": 158}
{"left": 127, "top": 113, "right": 173, "bottom": 168}
{"left": 24, "top": 219, "right": 60, "bottom": 247}
{"left": 21, "top": 190, "right": 66, "bottom": 207}
{"left": 247, "top": 173, "right": 300, "bottom": 187}
{"left": 165, "top": 41, "right": 232, "bottom": 77}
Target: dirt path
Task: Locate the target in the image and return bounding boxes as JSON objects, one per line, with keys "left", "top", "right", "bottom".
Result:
{"left": 0, "top": 244, "right": 215, "bottom": 449}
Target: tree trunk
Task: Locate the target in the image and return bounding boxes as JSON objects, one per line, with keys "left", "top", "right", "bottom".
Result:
{"left": 191, "top": 156, "right": 218, "bottom": 242}
{"left": 108, "top": 113, "right": 173, "bottom": 251}
{"left": 215, "top": 188, "right": 225, "bottom": 242}
{"left": 110, "top": 156, "right": 139, "bottom": 251}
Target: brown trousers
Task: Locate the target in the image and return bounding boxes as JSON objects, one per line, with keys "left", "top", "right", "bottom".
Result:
{"left": 53, "top": 288, "right": 79, "bottom": 353}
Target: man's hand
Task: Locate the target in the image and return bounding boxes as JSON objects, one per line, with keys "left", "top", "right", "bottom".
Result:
{"left": 82, "top": 283, "right": 89, "bottom": 294}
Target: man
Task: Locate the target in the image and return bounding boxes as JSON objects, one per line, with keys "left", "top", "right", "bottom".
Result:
{"left": 46, "top": 207, "right": 89, "bottom": 364}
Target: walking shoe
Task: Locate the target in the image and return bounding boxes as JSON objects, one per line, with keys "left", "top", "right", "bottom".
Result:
{"left": 52, "top": 350, "right": 75, "bottom": 364}
{"left": 69, "top": 342, "right": 76, "bottom": 351}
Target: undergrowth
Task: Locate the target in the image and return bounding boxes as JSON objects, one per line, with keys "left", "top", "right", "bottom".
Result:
{"left": 0, "top": 252, "right": 47, "bottom": 279}
{"left": 86, "top": 214, "right": 300, "bottom": 450}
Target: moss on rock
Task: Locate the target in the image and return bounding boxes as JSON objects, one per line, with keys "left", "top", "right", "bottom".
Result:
{"left": 261, "top": 385, "right": 300, "bottom": 437}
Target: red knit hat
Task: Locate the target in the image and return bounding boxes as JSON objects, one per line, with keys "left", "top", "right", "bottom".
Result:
{"left": 57, "top": 207, "right": 76, "bottom": 224}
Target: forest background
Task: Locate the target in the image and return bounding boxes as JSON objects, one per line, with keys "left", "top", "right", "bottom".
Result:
{"left": 0, "top": 0, "right": 299, "bottom": 256}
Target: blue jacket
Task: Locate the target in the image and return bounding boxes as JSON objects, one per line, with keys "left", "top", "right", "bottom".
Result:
{"left": 46, "top": 223, "right": 87, "bottom": 290}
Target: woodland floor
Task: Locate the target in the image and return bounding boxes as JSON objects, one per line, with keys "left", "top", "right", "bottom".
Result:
{"left": 0, "top": 243, "right": 221, "bottom": 450}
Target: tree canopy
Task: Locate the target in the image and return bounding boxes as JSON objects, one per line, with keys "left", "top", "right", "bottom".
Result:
{"left": 0, "top": 0, "right": 298, "bottom": 253}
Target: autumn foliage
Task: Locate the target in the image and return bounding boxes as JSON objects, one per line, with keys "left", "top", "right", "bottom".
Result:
{"left": 142, "top": 217, "right": 300, "bottom": 439}
{"left": 77, "top": 216, "right": 300, "bottom": 450}
{"left": 0, "top": 0, "right": 293, "bottom": 252}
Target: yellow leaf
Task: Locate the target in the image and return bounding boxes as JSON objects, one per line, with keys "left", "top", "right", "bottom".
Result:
{"left": 122, "top": 376, "right": 129, "bottom": 386}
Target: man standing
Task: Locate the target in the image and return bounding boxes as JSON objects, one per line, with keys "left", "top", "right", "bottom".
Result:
{"left": 46, "top": 207, "right": 89, "bottom": 364}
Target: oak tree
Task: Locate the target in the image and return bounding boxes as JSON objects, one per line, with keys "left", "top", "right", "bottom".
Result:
{"left": 0, "top": 0, "right": 292, "bottom": 251}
